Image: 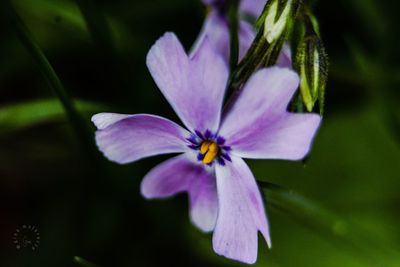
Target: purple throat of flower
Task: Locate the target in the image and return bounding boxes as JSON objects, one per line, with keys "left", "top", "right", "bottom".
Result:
{"left": 187, "top": 129, "right": 232, "bottom": 166}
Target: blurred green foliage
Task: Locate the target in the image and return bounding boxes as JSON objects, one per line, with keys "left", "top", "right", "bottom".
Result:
{"left": 0, "top": 99, "right": 105, "bottom": 135}
{"left": 0, "top": 0, "right": 399, "bottom": 266}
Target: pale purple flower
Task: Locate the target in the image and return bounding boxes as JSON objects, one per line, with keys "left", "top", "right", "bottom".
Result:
{"left": 194, "top": 0, "right": 292, "bottom": 68}
{"left": 92, "top": 32, "right": 321, "bottom": 264}
{"left": 202, "top": 0, "right": 265, "bottom": 18}
{"left": 240, "top": 0, "right": 268, "bottom": 18}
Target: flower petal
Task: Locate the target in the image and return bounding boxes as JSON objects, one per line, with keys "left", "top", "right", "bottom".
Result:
{"left": 240, "top": 0, "right": 267, "bottom": 18}
{"left": 141, "top": 154, "right": 218, "bottom": 232}
{"left": 230, "top": 113, "right": 321, "bottom": 160}
{"left": 276, "top": 42, "right": 292, "bottom": 68}
{"left": 191, "top": 12, "right": 256, "bottom": 64}
{"left": 213, "top": 155, "right": 270, "bottom": 264}
{"left": 191, "top": 12, "right": 230, "bottom": 64}
{"left": 147, "top": 32, "right": 228, "bottom": 133}
{"left": 190, "top": 33, "right": 229, "bottom": 133}
{"left": 92, "top": 113, "right": 134, "bottom": 130}
{"left": 189, "top": 167, "right": 219, "bottom": 232}
{"left": 93, "top": 113, "right": 190, "bottom": 164}
{"left": 220, "top": 67, "right": 321, "bottom": 160}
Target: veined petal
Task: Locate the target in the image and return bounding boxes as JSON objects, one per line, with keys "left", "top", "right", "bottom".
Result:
{"left": 92, "top": 113, "right": 135, "bottom": 130}
{"left": 147, "top": 32, "right": 228, "bottom": 133}
{"left": 191, "top": 12, "right": 230, "bottom": 63}
{"left": 220, "top": 67, "right": 321, "bottom": 160}
{"left": 93, "top": 113, "right": 190, "bottom": 164}
{"left": 190, "top": 33, "right": 229, "bottom": 133}
{"left": 213, "top": 155, "right": 270, "bottom": 264}
{"left": 230, "top": 113, "right": 321, "bottom": 160}
{"left": 141, "top": 154, "right": 218, "bottom": 232}
{"left": 189, "top": 166, "right": 219, "bottom": 232}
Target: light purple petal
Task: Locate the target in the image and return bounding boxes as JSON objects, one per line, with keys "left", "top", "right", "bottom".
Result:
{"left": 220, "top": 67, "right": 299, "bottom": 127}
{"left": 229, "top": 113, "right": 321, "bottom": 160}
{"left": 141, "top": 154, "right": 218, "bottom": 232}
{"left": 240, "top": 0, "right": 267, "bottom": 18}
{"left": 189, "top": 33, "right": 229, "bottom": 133}
{"left": 92, "top": 113, "right": 190, "bottom": 164}
{"left": 191, "top": 12, "right": 255, "bottom": 64}
{"left": 219, "top": 67, "right": 321, "bottom": 160}
{"left": 276, "top": 42, "right": 292, "bottom": 68}
{"left": 147, "top": 32, "right": 228, "bottom": 133}
{"left": 92, "top": 113, "right": 134, "bottom": 130}
{"left": 191, "top": 12, "right": 230, "bottom": 62}
{"left": 188, "top": 164, "right": 219, "bottom": 232}
{"left": 213, "top": 155, "right": 270, "bottom": 264}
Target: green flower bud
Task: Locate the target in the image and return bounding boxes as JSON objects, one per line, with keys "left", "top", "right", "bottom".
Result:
{"left": 296, "top": 35, "right": 328, "bottom": 113}
{"left": 259, "top": 0, "right": 300, "bottom": 44}
{"left": 230, "top": 0, "right": 301, "bottom": 91}
{"left": 264, "top": 0, "right": 292, "bottom": 43}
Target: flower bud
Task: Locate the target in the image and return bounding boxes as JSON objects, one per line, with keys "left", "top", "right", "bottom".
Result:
{"left": 296, "top": 34, "right": 328, "bottom": 113}
{"left": 262, "top": 0, "right": 299, "bottom": 43}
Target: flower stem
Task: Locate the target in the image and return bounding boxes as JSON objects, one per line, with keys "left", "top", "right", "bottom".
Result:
{"left": 228, "top": 0, "right": 240, "bottom": 72}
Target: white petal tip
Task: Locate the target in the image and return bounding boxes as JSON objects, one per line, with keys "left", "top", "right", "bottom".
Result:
{"left": 190, "top": 217, "right": 215, "bottom": 233}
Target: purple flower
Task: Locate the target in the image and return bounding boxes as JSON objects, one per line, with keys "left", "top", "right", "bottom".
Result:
{"left": 203, "top": 0, "right": 266, "bottom": 18}
{"left": 240, "top": 0, "right": 268, "bottom": 18}
{"left": 194, "top": 0, "right": 291, "bottom": 67}
{"left": 92, "top": 33, "right": 321, "bottom": 264}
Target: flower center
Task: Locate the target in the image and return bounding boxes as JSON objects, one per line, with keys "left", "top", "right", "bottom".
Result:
{"left": 187, "top": 130, "right": 231, "bottom": 166}
{"left": 200, "top": 140, "right": 220, "bottom": 164}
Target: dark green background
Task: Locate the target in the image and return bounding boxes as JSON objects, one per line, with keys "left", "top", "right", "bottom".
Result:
{"left": 0, "top": 0, "right": 399, "bottom": 266}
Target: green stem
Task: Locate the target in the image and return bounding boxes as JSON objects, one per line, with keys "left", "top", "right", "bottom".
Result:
{"left": 228, "top": 0, "right": 240, "bottom": 72}
{"left": 2, "top": 0, "right": 93, "bottom": 153}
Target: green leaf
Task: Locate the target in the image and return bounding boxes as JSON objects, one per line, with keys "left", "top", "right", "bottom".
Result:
{"left": 2, "top": 0, "right": 97, "bottom": 153}
{"left": 0, "top": 99, "right": 106, "bottom": 136}
{"left": 13, "top": 0, "right": 134, "bottom": 52}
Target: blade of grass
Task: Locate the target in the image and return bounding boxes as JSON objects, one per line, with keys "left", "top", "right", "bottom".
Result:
{"left": 0, "top": 99, "right": 106, "bottom": 136}
{"left": 2, "top": 0, "right": 94, "bottom": 153}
